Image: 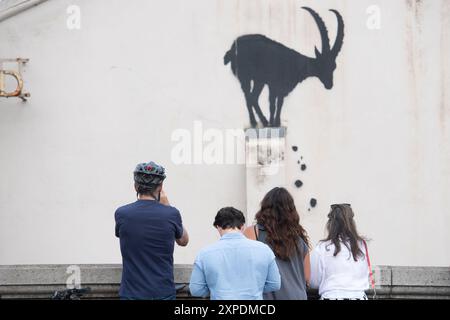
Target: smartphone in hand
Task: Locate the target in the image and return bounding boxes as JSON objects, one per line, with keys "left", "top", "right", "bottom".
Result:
{"left": 159, "top": 189, "right": 170, "bottom": 206}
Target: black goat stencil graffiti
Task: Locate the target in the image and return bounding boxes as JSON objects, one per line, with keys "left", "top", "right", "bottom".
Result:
{"left": 224, "top": 7, "right": 344, "bottom": 127}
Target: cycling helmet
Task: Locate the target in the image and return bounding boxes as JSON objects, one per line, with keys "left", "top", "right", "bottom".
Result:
{"left": 134, "top": 161, "right": 166, "bottom": 186}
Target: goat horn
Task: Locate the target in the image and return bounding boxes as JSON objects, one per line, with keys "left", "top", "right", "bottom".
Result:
{"left": 330, "top": 9, "right": 345, "bottom": 57}
{"left": 302, "top": 6, "right": 331, "bottom": 54}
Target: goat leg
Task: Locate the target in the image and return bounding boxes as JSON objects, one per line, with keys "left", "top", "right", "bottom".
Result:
{"left": 269, "top": 92, "right": 276, "bottom": 127}
{"left": 250, "top": 81, "right": 269, "bottom": 127}
{"left": 274, "top": 96, "right": 284, "bottom": 127}
{"left": 241, "top": 81, "right": 258, "bottom": 127}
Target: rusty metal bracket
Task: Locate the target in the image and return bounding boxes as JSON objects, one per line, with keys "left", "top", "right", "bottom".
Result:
{"left": 0, "top": 58, "right": 30, "bottom": 102}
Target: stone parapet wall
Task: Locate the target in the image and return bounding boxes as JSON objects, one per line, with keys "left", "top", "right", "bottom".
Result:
{"left": 0, "top": 264, "right": 449, "bottom": 300}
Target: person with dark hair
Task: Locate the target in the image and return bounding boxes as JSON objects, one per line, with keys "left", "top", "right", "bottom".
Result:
{"left": 115, "top": 161, "right": 189, "bottom": 300}
{"left": 189, "top": 207, "right": 281, "bottom": 300}
{"left": 244, "top": 187, "right": 311, "bottom": 300}
{"left": 310, "top": 204, "right": 370, "bottom": 300}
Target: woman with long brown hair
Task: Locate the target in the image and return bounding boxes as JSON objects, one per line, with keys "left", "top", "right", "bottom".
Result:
{"left": 244, "top": 187, "right": 311, "bottom": 300}
{"left": 310, "top": 204, "right": 370, "bottom": 300}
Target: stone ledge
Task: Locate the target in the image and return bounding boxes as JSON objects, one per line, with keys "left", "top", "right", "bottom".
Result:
{"left": 0, "top": 264, "right": 449, "bottom": 299}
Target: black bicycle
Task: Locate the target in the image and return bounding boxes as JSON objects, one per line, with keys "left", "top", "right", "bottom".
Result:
{"left": 52, "top": 287, "right": 92, "bottom": 300}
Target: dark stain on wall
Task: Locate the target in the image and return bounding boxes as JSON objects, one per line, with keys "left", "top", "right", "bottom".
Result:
{"left": 406, "top": 0, "right": 424, "bottom": 19}
{"left": 439, "top": 0, "right": 450, "bottom": 134}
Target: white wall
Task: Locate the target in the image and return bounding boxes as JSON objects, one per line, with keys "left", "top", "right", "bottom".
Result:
{"left": 0, "top": 0, "right": 449, "bottom": 267}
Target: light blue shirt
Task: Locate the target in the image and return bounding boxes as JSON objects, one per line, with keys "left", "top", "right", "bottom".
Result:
{"left": 189, "top": 232, "right": 281, "bottom": 300}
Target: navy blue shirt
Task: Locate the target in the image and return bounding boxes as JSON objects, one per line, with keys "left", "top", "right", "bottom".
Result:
{"left": 115, "top": 200, "right": 183, "bottom": 299}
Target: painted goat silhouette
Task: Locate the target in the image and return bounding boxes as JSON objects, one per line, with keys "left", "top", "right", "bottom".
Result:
{"left": 224, "top": 7, "right": 344, "bottom": 127}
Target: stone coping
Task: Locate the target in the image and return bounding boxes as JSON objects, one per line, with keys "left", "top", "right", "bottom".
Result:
{"left": 0, "top": 264, "right": 449, "bottom": 299}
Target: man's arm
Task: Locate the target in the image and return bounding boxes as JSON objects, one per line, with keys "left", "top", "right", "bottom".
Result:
{"left": 176, "top": 226, "right": 189, "bottom": 247}
{"left": 263, "top": 254, "right": 281, "bottom": 293}
{"left": 114, "top": 210, "right": 121, "bottom": 238}
{"left": 189, "top": 257, "right": 210, "bottom": 298}
{"left": 304, "top": 251, "right": 311, "bottom": 286}
{"left": 160, "top": 189, "right": 189, "bottom": 246}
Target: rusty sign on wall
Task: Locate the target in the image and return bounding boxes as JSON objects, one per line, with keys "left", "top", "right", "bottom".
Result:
{"left": 0, "top": 58, "right": 30, "bottom": 101}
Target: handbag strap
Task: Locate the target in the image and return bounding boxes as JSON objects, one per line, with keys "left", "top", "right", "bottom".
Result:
{"left": 363, "top": 240, "right": 375, "bottom": 290}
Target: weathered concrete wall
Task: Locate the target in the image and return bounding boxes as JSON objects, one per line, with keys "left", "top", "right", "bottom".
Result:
{"left": 0, "top": 0, "right": 449, "bottom": 267}
{"left": 0, "top": 264, "right": 449, "bottom": 299}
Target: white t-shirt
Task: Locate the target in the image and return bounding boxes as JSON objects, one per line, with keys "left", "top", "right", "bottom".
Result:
{"left": 310, "top": 240, "right": 369, "bottom": 299}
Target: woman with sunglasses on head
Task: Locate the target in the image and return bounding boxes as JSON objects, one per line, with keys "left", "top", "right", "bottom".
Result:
{"left": 310, "top": 204, "right": 371, "bottom": 300}
{"left": 244, "top": 187, "right": 311, "bottom": 300}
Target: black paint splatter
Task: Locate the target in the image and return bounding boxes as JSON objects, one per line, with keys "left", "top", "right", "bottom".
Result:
{"left": 301, "top": 164, "right": 307, "bottom": 171}
{"left": 297, "top": 160, "right": 301, "bottom": 164}
{"left": 294, "top": 180, "right": 303, "bottom": 188}
{"left": 292, "top": 146, "right": 298, "bottom": 152}
{"left": 310, "top": 198, "right": 317, "bottom": 208}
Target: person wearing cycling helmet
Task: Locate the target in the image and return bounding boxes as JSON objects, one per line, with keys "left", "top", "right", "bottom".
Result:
{"left": 115, "top": 161, "right": 189, "bottom": 300}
